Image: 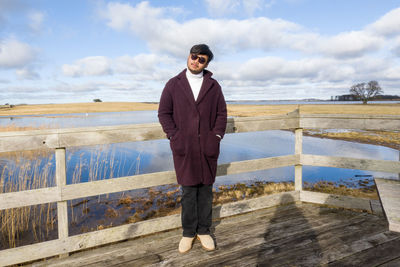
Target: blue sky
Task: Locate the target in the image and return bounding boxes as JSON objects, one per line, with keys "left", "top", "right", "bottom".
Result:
{"left": 1, "top": 0, "right": 400, "bottom": 104}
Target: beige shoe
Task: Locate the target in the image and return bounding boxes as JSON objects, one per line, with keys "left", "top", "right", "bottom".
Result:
{"left": 197, "top": 234, "right": 215, "bottom": 251}
{"left": 178, "top": 236, "right": 195, "bottom": 254}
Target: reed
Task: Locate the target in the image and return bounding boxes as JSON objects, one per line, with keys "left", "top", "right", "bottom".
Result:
{"left": 0, "top": 121, "right": 387, "bottom": 250}
{"left": 0, "top": 150, "right": 56, "bottom": 249}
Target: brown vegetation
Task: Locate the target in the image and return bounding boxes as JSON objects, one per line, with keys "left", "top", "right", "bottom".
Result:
{"left": 0, "top": 102, "right": 158, "bottom": 116}
{"left": 303, "top": 129, "right": 400, "bottom": 150}
{"left": 304, "top": 181, "right": 378, "bottom": 200}
{"left": 1, "top": 102, "right": 399, "bottom": 117}
{"left": 0, "top": 103, "right": 395, "bottom": 249}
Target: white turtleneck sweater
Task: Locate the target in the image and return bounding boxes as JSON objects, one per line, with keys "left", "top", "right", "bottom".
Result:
{"left": 186, "top": 70, "right": 203, "bottom": 101}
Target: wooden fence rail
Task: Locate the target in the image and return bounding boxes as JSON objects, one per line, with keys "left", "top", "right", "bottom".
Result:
{"left": 0, "top": 113, "right": 399, "bottom": 266}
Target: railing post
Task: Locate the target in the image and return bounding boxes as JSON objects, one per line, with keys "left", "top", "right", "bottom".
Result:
{"left": 56, "top": 148, "right": 69, "bottom": 258}
{"left": 295, "top": 128, "right": 303, "bottom": 191}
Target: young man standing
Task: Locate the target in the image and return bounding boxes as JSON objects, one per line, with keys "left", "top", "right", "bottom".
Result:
{"left": 158, "top": 44, "right": 227, "bottom": 253}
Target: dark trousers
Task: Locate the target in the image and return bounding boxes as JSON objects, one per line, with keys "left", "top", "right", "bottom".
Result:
{"left": 181, "top": 184, "right": 213, "bottom": 237}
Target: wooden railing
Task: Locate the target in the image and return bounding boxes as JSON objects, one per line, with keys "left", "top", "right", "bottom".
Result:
{"left": 0, "top": 112, "right": 399, "bottom": 266}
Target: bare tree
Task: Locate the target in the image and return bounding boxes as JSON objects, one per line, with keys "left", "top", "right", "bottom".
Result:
{"left": 350, "top": 80, "right": 383, "bottom": 104}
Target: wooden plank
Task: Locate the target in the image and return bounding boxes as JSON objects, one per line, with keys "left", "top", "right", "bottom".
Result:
{"left": 62, "top": 170, "right": 176, "bottom": 201}
{"left": 375, "top": 178, "right": 400, "bottom": 233}
{"left": 301, "top": 154, "right": 400, "bottom": 173}
{"left": 57, "top": 123, "right": 165, "bottom": 148}
{"left": 0, "top": 192, "right": 295, "bottom": 266}
{"left": 295, "top": 128, "right": 303, "bottom": 191}
{"left": 214, "top": 191, "right": 299, "bottom": 219}
{"left": 62, "top": 156, "right": 297, "bottom": 201}
{"left": 1, "top": 114, "right": 399, "bottom": 152}
{"left": 0, "top": 156, "right": 297, "bottom": 210}
{"left": 300, "top": 114, "right": 400, "bottom": 131}
{"left": 0, "top": 132, "right": 59, "bottom": 153}
{"left": 28, "top": 203, "right": 399, "bottom": 267}
{"left": 295, "top": 165, "right": 302, "bottom": 191}
{"left": 0, "top": 116, "right": 299, "bottom": 152}
{"left": 370, "top": 199, "right": 384, "bottom": 215}
{"left": 56, "top": 148, "right": 69, "bottom": 258}
{"left": 226, "top": 115, "right": 299, "bottom": 133}
{"left": 33, "top": 206, "right": 302, "bottom": 267}
{"left": 153, "top": 204, "right": 384, "bottom": 267}
{"left": 300, "top": 190, "right": 375, "bottom": 212}
{"left": 0, "top": 187, "right": 59, "bottom": 210}
{"left": 327, "top": 234, "right": 400, "bottom": 267}
{"left": 216, "top": 155, "right": 298, "bottom": 177}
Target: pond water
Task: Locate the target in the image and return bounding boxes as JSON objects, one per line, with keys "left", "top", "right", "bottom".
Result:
{"left": 227, "top": 100, "right": 400, "bottom": 105}
{"left": 0, "top": 110, "right": 398, "bottom": 191}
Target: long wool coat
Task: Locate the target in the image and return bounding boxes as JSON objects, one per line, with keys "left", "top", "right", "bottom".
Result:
{"left": 158, "top": 69, "right": 227, "bottom": 186}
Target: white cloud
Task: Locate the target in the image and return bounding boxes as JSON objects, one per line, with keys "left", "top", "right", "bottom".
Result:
{"left": 243, "top": 0, "right": 264, "bottom": 15}
{"left": 102, "top": 2, "right": 304, "bottom": 56}
{"left": 101, "top": 1, "right": 163, "bottom": 31}
{"left": 62, "top": 56, "right": 112, "bottom": 77}
{"left": 101, "top": 1, "right": 386, "bottom": 59}
{"left": 214, "top": 56, "right": 357, "bottom": 85}
{"left": 16, "top": 67, "right": 40, "bottom": 80}
{"left": 205, "top": 0, "right": 267, "bottom": 16}
{"left": 205, "top": 0, "right": 240, "bottom": 17}
{"left": 0, "top": 38, "right": 36, "bottom": 68}
{"left": 391, "top": 37, "right": 400, "bottom": 57}
{"left": 28, "top": 11, "right": 44, "bottom": 32}
{"left": 115, "top": 54, "right": 160, "bottom": 74}
{"left": 382, "top": 66, "right": 400, "bottom": 80}
{"left": 318, "top": 31, "right": 383, "bottom": 58}
{"left": 368, "top": 7, "right": 400, "bottom": 37}
{"left": 61, "top": 53, "right": 179, "bottom": 81}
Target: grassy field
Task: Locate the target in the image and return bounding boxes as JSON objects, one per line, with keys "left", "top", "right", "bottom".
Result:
{"left": 1, "top": 102, "right": 399, "bottom": 148}
{"left": 1, "top": 102, "right": 399, "bottom": 116}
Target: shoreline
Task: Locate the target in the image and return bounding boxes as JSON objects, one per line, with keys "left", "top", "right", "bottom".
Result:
{"left": 0, "top": 102, "right": 400, "bottom": 116}
{"left": 1, "top": 102, "right": 399, "bottom": 149}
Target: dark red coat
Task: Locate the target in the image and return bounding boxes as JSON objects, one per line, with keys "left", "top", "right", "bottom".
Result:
{"left": 158, "top": 69, "right": 227, "bottom": 186}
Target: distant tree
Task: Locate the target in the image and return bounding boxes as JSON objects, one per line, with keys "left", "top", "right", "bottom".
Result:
{"left": 93, "top": 99, "right": 102, "bottom": 102}
{"left": 350, "top": 81, "right": 383, "bottom": 104}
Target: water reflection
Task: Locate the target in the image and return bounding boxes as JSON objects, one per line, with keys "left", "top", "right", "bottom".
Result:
{"left": 0, "top": 111, "right": 399, "bottom": 190}
{"left": 0, "top": 110, "right": 159, "bottom": 128}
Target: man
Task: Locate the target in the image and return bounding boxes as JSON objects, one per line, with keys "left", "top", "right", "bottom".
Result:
{"left": 158, "top": 44, "right": 227, "bottom": 253}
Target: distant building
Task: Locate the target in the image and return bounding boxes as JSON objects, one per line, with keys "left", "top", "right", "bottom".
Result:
{"left": 334, "top": 94, "right": 358, "bottom": 101}
{"left": 333, "top": 94, "right": 400, "bottom": 101}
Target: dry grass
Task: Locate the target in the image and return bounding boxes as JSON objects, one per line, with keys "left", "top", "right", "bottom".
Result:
{"left": 0, "top": 152, "right": 56, "bottom": 249}
{"left": 0, "top": 102, "right": 158, "bottom": 116}
{"left": 304, "top": 129, "right": 400, "bottom": 150}
{"left": 228, "top": 103, "right": 400, "bottom": 117}
{"left": 1, "top": 102, "right": 399, "bottom": 117}
{"left": 304, "top": 181, "right": 378, "bottom": 200}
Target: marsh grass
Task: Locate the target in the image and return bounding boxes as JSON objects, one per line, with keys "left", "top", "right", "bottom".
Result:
{"left": 0, "top": 143, "right": 381, "bottom": 250}
{"left": 0, "top": 114, "right": 391, "bottom": 250}
{"left": 304, "top": 180, "right": 378, "bottom": 199}
{"left": 0, "top": 150, "right": 57, "bottom": 249}
{"left": 304, "top": 129, "right": 400, "bottom": 150}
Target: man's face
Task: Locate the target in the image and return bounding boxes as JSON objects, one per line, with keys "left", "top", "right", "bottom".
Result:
{"left": 187, "top": 53, "right": 209, "bottom": 74}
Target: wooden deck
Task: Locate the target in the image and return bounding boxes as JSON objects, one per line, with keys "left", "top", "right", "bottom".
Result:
{"left": 30, "top": 202, "right": 400, "bottom": 267}
{"left": 375, "top": 178, "right": 400, "bottom": 233}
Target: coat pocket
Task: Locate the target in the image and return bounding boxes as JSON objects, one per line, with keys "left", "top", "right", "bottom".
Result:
{"left": 170, "top": 131, "right": 185, "bottom": 156}
{"left": 204, "top": 131, "right": 221, "bottom": 158}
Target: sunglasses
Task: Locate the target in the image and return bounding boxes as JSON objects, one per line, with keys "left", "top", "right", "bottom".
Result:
{"left": 191, "top": 54, "right": 207, "bottom": 64}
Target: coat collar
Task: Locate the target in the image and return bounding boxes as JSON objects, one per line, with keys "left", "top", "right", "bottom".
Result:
{"left": 177, "top": 69, "right": 215, "bottom": 106}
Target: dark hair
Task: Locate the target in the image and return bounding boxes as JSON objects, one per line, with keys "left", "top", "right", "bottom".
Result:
{"left": 190, "top": 44, "right": 214, "bottom": 63}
